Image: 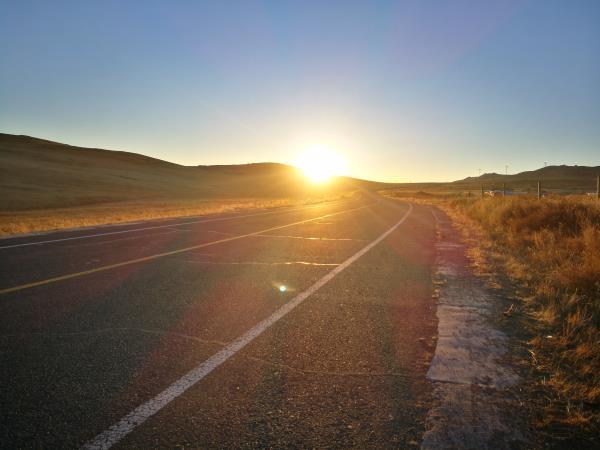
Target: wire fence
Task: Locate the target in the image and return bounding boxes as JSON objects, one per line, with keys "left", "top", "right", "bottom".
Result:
{"left": 473, "top": 175, "right": 600, "bottom": 200}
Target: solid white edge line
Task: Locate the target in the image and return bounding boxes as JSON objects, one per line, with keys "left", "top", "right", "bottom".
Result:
{"left": 0, "top": 201, "right": 347, "bottom": 250}
{"left": 81, "top": 202, "right": 413, "bottom": 450}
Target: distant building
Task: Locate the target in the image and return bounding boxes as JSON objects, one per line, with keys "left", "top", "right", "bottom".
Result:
{"left": 485, "top": 190, "right": 527, "bottom": 197}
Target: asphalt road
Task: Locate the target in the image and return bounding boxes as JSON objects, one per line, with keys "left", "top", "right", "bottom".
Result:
{"left": 0, "top": 196, "right": 439, "bottom": 448}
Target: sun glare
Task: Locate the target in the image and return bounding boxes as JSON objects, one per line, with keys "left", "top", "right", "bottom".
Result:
{"left": 295, "top": 146, "right": 346, "bottom": 183}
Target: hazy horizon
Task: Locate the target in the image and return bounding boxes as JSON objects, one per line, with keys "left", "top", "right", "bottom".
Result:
{"left": 2, "top": 0, "right": 599, "bottom": 182}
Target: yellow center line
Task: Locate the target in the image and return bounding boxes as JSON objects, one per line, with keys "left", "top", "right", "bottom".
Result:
{"left": 0, "top": 204, "right": 372, "bottom": 296}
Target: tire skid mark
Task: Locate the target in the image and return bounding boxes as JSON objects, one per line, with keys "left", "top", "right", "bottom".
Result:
{"left": 185, "top": 260, "right": 340, "bottom": 267}
{"left": 256, "top": 234, "right": 366, "bottom": 241}
{"left": 64, "top": 229, "right": 182, "bottom": 248}
{"left": 207, "top": 229, "right": 366, "bottom": 242}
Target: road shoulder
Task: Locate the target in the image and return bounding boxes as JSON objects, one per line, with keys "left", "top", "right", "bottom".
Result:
{"left": 421, "top": 207, "right": 529, "bottom": 449}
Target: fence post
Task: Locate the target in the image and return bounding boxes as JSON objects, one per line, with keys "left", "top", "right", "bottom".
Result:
{"left": 481, "top": 185, "right": 484, "bottom": 199}
{"left": 503, "top": 182, "right": 506, "bottom": 197}
{"left": 537, "top": 180, "right": 541, "bottom": 200}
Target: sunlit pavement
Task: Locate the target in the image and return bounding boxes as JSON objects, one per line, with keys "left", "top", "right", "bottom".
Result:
{"left": 0, "top": 197, "right": 438, "bottom": 448}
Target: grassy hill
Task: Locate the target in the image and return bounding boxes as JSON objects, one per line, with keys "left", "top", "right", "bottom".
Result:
{"left": 0, "top": 133, "right": 361, "bottom": 211}
{"left": 382, "top": 166, "right": 599, "bottom": 197}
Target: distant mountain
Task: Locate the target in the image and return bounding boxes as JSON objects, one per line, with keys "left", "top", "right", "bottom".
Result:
{"left": 0, "top": 134, "right": 368, "bottom": 211}
{"left": 460, "top": 172, "right": 501, "bottom": 181}
{"left": 454, "top": 165, "right": 599, "bottom": 192}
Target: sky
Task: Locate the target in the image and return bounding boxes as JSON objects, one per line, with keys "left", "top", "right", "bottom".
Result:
{"left": 1, "top": 0, "right": 599, "bottom": 182}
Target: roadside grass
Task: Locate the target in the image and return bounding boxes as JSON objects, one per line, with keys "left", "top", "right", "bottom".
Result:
{"left": 0, "top": 194, "right": 350, "bottom": 237}
{"left": 383, "top": 190, "right": 600, "bottom": 438}
{"left": 448, "top": 196, "right": 600, "bottom": 423}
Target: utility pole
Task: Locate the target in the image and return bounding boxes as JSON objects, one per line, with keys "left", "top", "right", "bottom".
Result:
{"left": 505, "top": 164, "right": 508, "bottom": 176}
{"left": 597, "top": 175, "right": 599, "bottom": 201}
{"left": 544, "top": 161, "right": 547, "bottom": 168}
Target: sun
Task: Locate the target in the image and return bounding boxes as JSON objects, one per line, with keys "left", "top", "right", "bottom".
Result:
{"left": 294, "top": 146, "right": 347, "bottom": 183}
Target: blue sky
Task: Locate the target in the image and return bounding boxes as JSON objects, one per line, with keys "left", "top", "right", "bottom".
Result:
{"left": 1, "top": 0, "right": 599, "bottom": 182}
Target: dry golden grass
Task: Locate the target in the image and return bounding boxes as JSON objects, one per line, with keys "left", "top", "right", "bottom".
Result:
{"left": 0, "top": 195, "right": 349, "bottom": 237}
{"left": 447, "top": 195, "right": 600, "bottom": 431}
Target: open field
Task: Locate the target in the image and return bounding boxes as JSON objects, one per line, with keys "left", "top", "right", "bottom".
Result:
{"left": 381, "top": 164, "right": 599, "bottom": 198}
{"left": 384, "top": 189, "right": 600, "bottom": 441}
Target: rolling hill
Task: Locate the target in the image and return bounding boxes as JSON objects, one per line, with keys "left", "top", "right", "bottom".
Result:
{"left": 0, "top": 134, "right": 363, "bottom": 211}
{"left": 382, "top": 165, "right": 599, "bottom": 196}
{"left": 452, "top": 165, "right": 599, "bottom": 192}
{"left": 1, "top": 133, "right": 597, "bottom": 212}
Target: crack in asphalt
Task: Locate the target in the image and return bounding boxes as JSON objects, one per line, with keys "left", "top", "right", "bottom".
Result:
{"left": 241, "top": 356, "right": 414, "bottom": 378}
{"left": 0, "top": 327, "right": 228, "bottom": 348}
{"left": 64, "top": 229, "right": 182, "bottom": 248}
{"left": 1, "top": 327, "right": 413, "bottom": 379}
{"left": 207, "top": 230, "right": 365, "bottom": 241}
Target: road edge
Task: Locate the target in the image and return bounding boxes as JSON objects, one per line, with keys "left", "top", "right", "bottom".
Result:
{"left": 421, "top": 206, "right": 528, "bottom": 449}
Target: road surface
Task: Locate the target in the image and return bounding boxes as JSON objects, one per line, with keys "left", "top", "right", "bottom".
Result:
{"left": 0, "top": 196, "right": 439, "bottom": 448}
